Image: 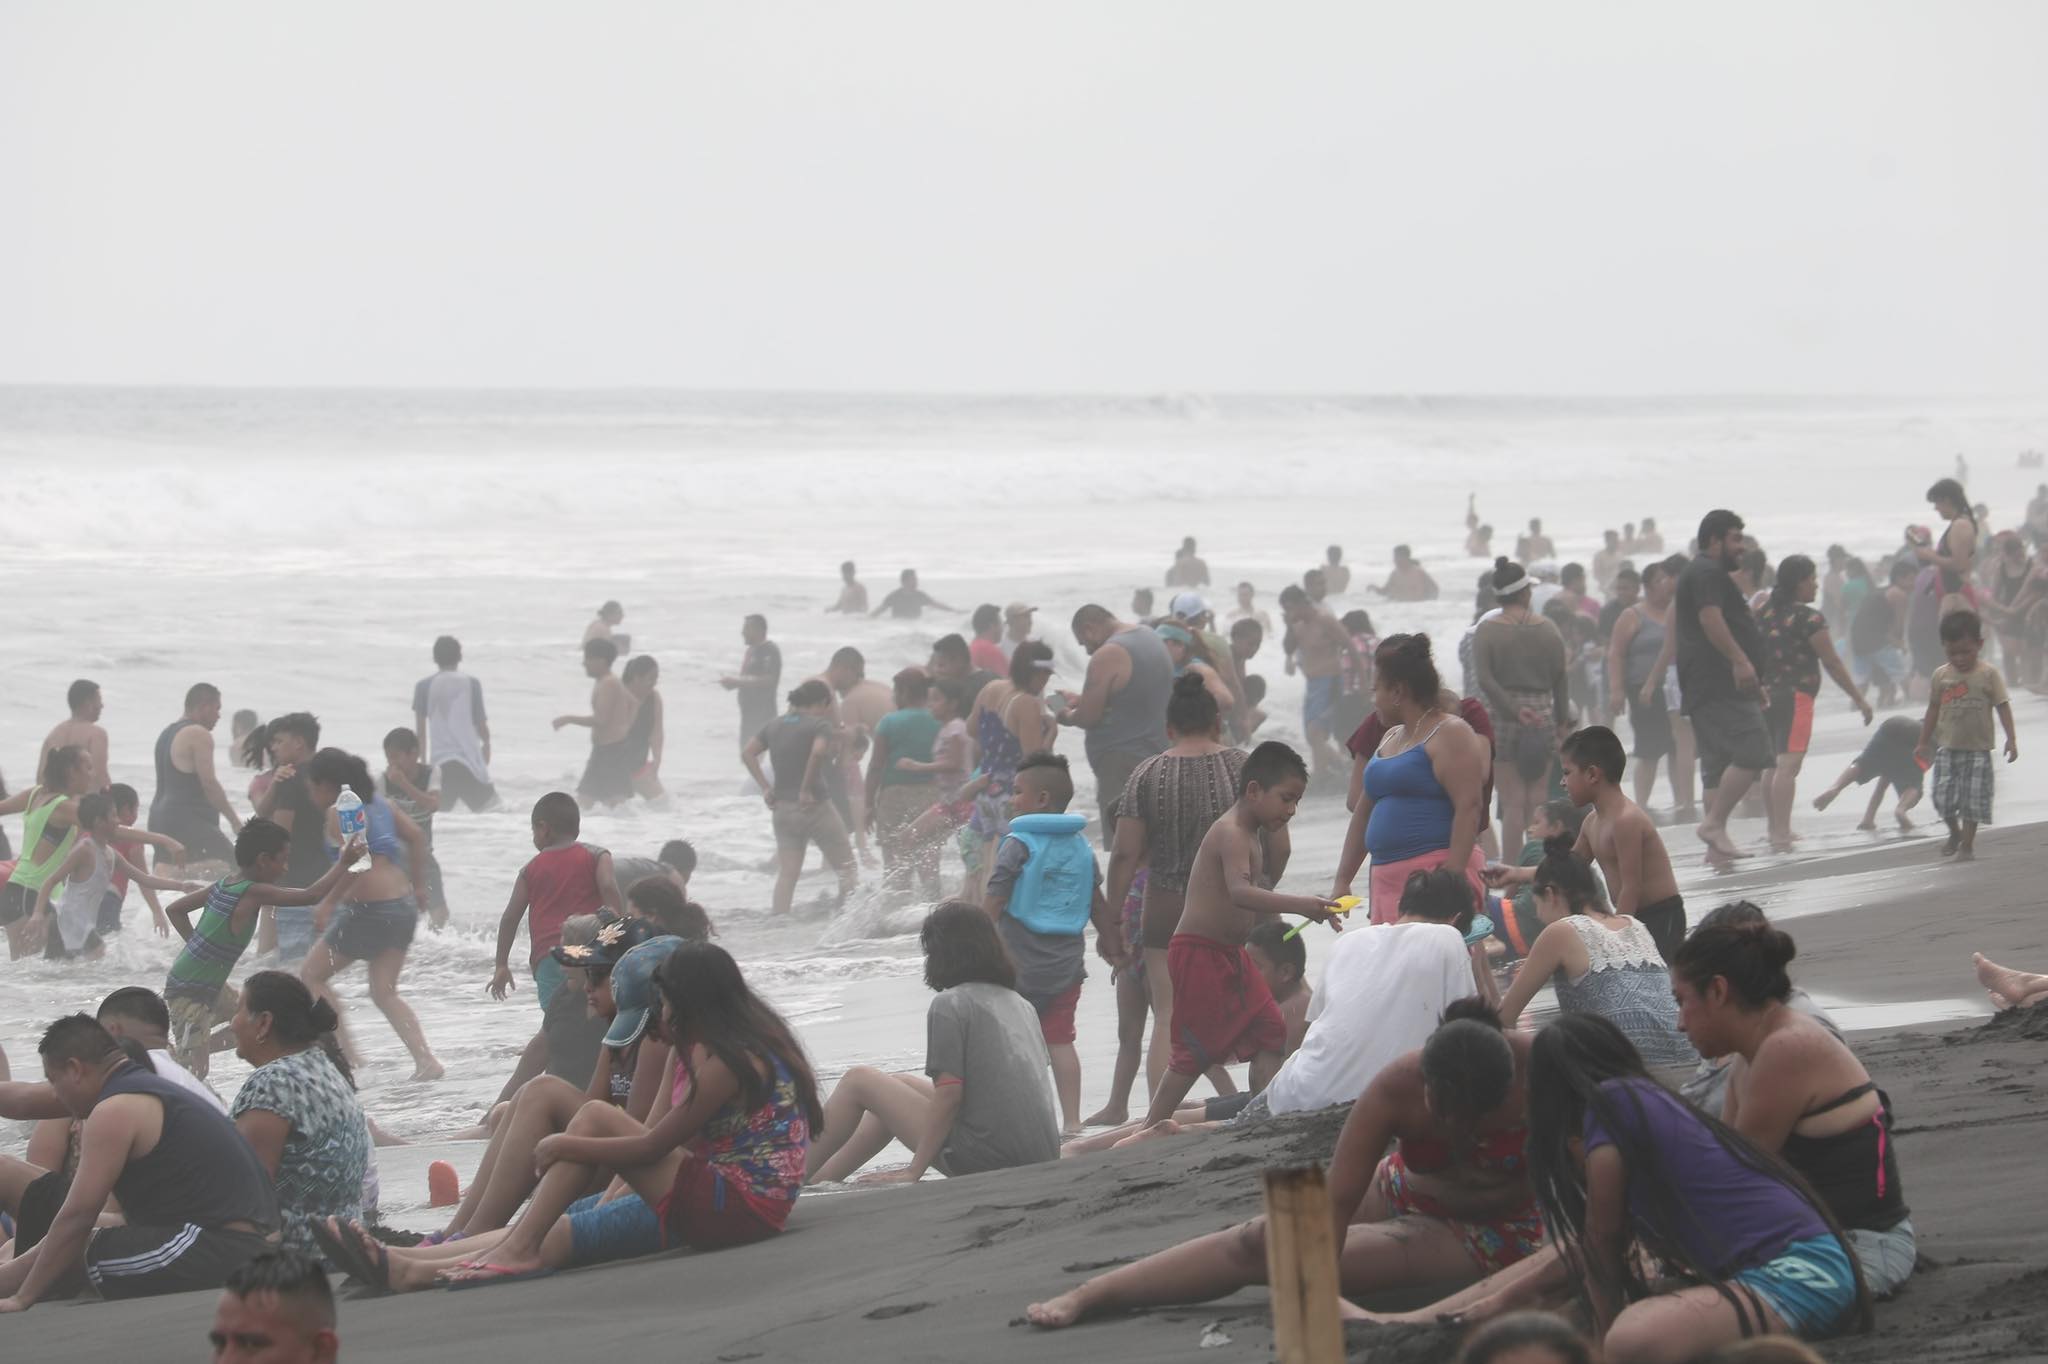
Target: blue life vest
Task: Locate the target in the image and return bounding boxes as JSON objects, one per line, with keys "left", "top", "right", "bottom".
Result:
{"left": 1003, "top": 813, "right": 1096, "bottom": 936}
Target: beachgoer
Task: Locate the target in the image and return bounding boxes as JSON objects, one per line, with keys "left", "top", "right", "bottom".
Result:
{"left": 1593, "top": 531, "right": 1626, "bottom": 595}
{"left": 1914, "top": 609, "right": 2016, "bottom": 860}
{"left": 1612, "top": 560, "right": 1698, "bottom": 817}
{"left": 161, "top": 821, "right": 366, "bottom": 1079}
{"left": 236, "top": 714, "right": 278, "bottom": 812}
{"left": 1757, "top": 555, "right": 1873, "bottom": 850}
{"left": 1166, "top": 536, "right": 1210, "bottom": 588}
{"left": 808, "top": 901, "right": 1061, "bottom": 1182}
{"left": 1101, "top": 674, "right": 1251, "bottom": 1103}
{"left": 0, "top": 1015, "right": 279, "bottom": 1310}
{"left": 256, "top": 712, "right": 330, "bottom": 963}
{"left": 228, "top": 971, "right": 372, "bottom": 1259}
{"left": 984, "top": 752, "right": 1126, "bottom": 1133}
{"left": 1467, "top": 496, "right": 1495, "bottom": 558}
{"left": 1672, "top": 918, "right": 1914, "bottom": 1296}
{"left": 1811, "top": 714, "right": 1924, "bottom": 830}
{"left": 296, "top": 749, "right": 443, "bottom": 1082}
{"left": 37, "top": 679, "right": 108, "bottom": 793}
{"left": 2, "top": 746, "right": 181, "bottom": 959}
{"left": 582, "top": 600, "right": 626, "bottom": 651}
{"left": 489, "top": 791, "right": 627, "bottom": 1007}
{"left": 871, "top": 567, "right": 952, "bottom": 619}
{"left": 1916, "top": 477, "right": 1978, "bottom": 619}
{"left": 969, "top": 603, "right": 1010, "bottom": 672}
{"left": 866, "top": 667, "right": 943, "bottom": 901}
{"left": 412, "top": 635, "right": 497, "bottom": 812}
{"left": 1493, "top": 836, "right": 1696, "bottom": 1070}
{"left": 30, "top": 792, "right": 200, "bottom": 962}
{"left": 616, "top": 654, "right": 666, "bottom": 801}
{"left": 900, "top": 677, "right": 988, "bottom": 886}
{"left": 1132, "top": 742, "right": 1336, "bottom": 1131}
{"left": 555, "top": 638, "right": 640, "bottom": 809}
{"left": 1059, "top": 604, "right": 1173, "bottom": 846}
{"left": 1155, "top": 622, "right": 1238, "bottom": 717}
{"left": 1667, "top": 510, "right": 1773, "bottom": 863}
{"left": 744, "top": 679, "right": 858, "bottom": 915}
{"left": 826, "top": 560, "right": 868, "bottom": 614}
{"left": 1333, "top": 635, "right": 1490, "bottom": 925}
{"left": 1474, "top": 560, "right": 1573, "bottom": 844}
{"left": 824, "top": 646, "right": 894, "bottom": 862}
{"left": 208, "top": 1250, "right": 339, "bottom": 1364}
{"left": 929, "top": 630, "right": 999, "bottom": 719}
{"left": 1004, "top": 601, "right": 1038, "bottom": 649}
{"left": 1373, "top": 545, "right": 1440, "bottom": 602}
{"left": 1278, "top": 584, "right": 1354, "bottom": 782}
{"left": 964, "top": 641, "right": 1057, "bottom": 900}
{"left": 1848, "top": 560, "right": 1917, "bottom": 708}
{"left": 1229, "top": 581, "right": 1274, "bottom": 635}
{"left": 1516, "top": 518, "right": 1556, "bottom": 564}
{"left": 1027, "top": 1001, "right": 1540, "bottom": 1328}
{"left": 719, "top": 614, "right": 781, "bottom": 752}
{"left": 147, "top": 682, "right": 243, "bottom": 870}
{"left": 1519, "top": 1015, "right": 1867, "bottom": 1361}
{"left": 380, "top": 727, "right": 449, "bottom": 930}
{"left": 328, "top": 941, "right": 819, "bottom": 1291}
{"left": 1261, "top": 867, "right": 1484, "bottom": 1117}
{"left": 94, "top": 784, "right": 176, "bottom": 937}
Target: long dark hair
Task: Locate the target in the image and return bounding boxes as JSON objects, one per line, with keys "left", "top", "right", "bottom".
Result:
{"left": 243, "top": 970, "right": 354, "bottom": 1091}
{"left": 306, "top": 748, "right": 376, "bottom": 804}
{"left": 1526, "top": 1015, "right": 1869, "bottom": 1340}
{"left": 921, "top": 900, "right": 1016, "bottom": 991}
{"left": 654, "top": 943, "right": 823, "bottom": 1132}
{"left": 1164, "top": 672, "right": 1221, "bottom": 738}
{"left": 1769, "top": 554, "right": 1816, "bottom": 610}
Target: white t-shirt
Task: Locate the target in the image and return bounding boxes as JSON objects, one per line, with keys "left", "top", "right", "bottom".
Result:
{"left": 413, "top": 669, "right": 491, "bottom": 781}
{"left": 147, "top": 1047, "right": 230, "bottom": 1115}
{"left": 1261, "top": 922, "right": 1474, "bottom": 1116}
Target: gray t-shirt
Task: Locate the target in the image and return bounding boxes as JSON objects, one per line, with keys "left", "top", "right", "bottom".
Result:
{"left": 987, "top": 835, "right": 1093, "bottom": 1000}
{"left": 759, "top": 714, "right": 833, "bottom": 801}
{"left": 924, "top": 982, "right": 1061, "bottom": 1176}
{"left": 610, "top": 856, "right": 666, "bottom": 896}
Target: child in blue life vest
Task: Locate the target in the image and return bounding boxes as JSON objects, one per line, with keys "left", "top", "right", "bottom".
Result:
{"left": 982, "top": 752, "right": 1130, "bottom": 1133}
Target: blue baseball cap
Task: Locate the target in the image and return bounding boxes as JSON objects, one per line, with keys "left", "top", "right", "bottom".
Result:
{"left": 603, "top": 934, "right": 683, "bottom": 1049}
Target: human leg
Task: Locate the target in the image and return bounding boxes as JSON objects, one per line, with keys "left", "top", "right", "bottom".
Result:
{"left": 1972, "top": 953, "right": 2048, "bottom": 1009}
{"left": 1669, "top": 714, "right": 1699, "bottom": 817}
{"left": 470, "top": 1101, "right": 682, "bottom": 1273}
{"left": 1603, "top": 1285, "right": 1787, "bottom": 1364}
{"left": 1768, "top": 752, "right": 1805, "bottom": 849}
{"left": 454, "top": 1075, "right": 592, "bottom": 1234}
{"left": 770, "top": 834, "right": 804, "bottom": 916}
{"left": 1084, "top": 967, "right": 1148, "bottom": 1127}
{"left": 1142, "top": 946, "right": 1174, "bottom": 1096}
{"left": 807, "top": 1067, "right": 937, "bottom": 1182}
{"left": 1049, "top": 1043, "right": 1082, "bottom": 1134}
{"left": 367, "top": 948, "right": 443, "bottom": 1081}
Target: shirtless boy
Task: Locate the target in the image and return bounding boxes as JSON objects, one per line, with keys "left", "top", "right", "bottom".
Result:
{"left": 1136, "top": 742, "right": 1338, "bottom": 1132}
{"left": 1278, "top": 586, "right": 1352, "bottom": 781}
{"left": 39, "top": 680, "right": 109, "bottom": 791}
{"left": 827, "top": 561, "right": 868, "bottom": 614}
{"left": 1490, "top": 725, "right": 1685, "bottom": 963}
{"left": 555, "top": 639, "right": 640, "bottom": 808}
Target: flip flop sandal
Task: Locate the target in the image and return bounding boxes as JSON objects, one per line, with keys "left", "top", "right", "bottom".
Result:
{"left": 441, "top": 1261, "right": 558, "bottom": 1292}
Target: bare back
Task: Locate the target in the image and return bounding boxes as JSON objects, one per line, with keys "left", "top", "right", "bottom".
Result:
{"left": 1582, "top": 799, "right": 1679, "bottom": 909}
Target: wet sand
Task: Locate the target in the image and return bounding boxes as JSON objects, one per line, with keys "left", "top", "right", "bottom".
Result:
{"left": 8, "top": 826, "right": 2048, "bottom": 1362}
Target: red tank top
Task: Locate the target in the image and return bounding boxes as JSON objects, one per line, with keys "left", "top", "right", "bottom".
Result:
{"left": 522, "top": 842, "right": 605, "bottom": 965}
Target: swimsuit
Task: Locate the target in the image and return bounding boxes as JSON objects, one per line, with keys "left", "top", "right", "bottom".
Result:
{"left": 1372, "top": 1126, "right": 1541, "bottom": 1274}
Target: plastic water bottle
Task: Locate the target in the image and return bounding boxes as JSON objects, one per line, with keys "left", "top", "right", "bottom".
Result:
{"left": 336, "top": 788, "right": 367, "bottom": 847}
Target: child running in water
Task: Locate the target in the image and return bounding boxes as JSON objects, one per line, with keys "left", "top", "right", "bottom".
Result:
{"left": 1135, "top": 741, "right": 1339, "bottom": 1133}
{"left": 30, "top": 793, "right": 202, "bottom": 962}
{"left": 161, "top": 819, "right": 364, "bottom": 1078}
{"left": 96, "top": 783, "right": 176, "bottom": 939}
{"left": 491, "top": 792, "right": 627, "bottom": 1008}
{"left": 1915, "top": 610, "right": 2018, "bottom": 860}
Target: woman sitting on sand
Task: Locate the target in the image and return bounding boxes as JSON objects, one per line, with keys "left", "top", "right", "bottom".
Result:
{"left": 1521, "top": 1015, "right": 1868, "bottom": 1362}
{"left": 428, "top": 916, "right": 685, "bottom": 1242}
{"left": 1027, "top": 1000, "right": 1541, "bottom": 1329}
{"left": 321, "top": 941, "right": 820, "bottom": 1291}
{"left": 1494, "top": 837, "right": 1695, "bottom": 1071}
{"left": 228, "top": 971, "right": 372, "bottom": 1261}
{"left": 1672, "top": 918, "right": 1915, "bottom": 1296}
{"left": 807, "top": 901, "right": 1060, "bottom": 1183}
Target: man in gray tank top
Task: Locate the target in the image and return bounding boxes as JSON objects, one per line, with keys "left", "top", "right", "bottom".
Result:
{"left": 1057, "top": 605, "right": 1172, "bottom": 846}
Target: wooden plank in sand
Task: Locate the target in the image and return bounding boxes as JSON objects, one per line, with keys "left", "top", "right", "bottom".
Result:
{"left": 1261, "top": 1164, "right": 1343, "bottom": 1364}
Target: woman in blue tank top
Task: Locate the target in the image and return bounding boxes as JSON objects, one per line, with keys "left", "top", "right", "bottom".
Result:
{"left": 298, "top": 748, "right": 444, "bottom": 1082}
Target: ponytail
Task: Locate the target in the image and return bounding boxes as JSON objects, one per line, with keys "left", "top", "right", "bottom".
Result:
{"left": 307, "top": 748, "right": 376, "bottom": 804}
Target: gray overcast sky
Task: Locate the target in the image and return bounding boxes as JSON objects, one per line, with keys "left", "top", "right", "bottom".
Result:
{"left": 2, "top": 1, "right": 2043, "bottom": 393}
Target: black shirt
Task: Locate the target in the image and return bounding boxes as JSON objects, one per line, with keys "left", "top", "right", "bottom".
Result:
{"left": 271, "top": 772, "right": 329, "bottom": 888}
{"left": 1674, "top": 554, "right": 1764, "bottom": 712}
{"left": 103, "top": 1062, "right": 278, "bottom": 1232}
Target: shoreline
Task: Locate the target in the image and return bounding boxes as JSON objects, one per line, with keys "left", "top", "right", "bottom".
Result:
{"left": 8, "top": 815, "right": 2046, "bottom": 1361}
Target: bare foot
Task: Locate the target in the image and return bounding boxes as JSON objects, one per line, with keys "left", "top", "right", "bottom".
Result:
{"left": 1896, "top": 811, "right": 1915, "bottom": 831}
{"left": 1988, "top": 989, "right": 2015, "bottom": 1010}
{"left": 1080, "top": 1105, "right": 1128, "bottom": 1128}
{"left": 1111, "top": 1119, "right": 1185, "bottom": 1149}
{"left": 1026, "top": 1292, "right": 1088, "bottom": 1329}
{"left": 1856, "top": 820, "right": 1878, "bottom": 831}
{"left": 1697, "top": 825, "right": 1748, "bottom": 859}
{"left": 1813, "top": 789, "right": 1840, "bottom": 811}
{"left": 1941, "top": 832, "right": 1961, "bottom": 857}
{"left": 412, "top": 1060, "right": 446, "bottom": 1083}
{"left": 1954, "top": 848, "right": 1976, "bottom": 862}
{"left": 1973, "top": 953, "right": 2033, "bottom": 1002}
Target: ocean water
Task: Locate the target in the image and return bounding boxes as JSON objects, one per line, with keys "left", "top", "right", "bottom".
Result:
{"left": 2, "top": 388, "right": 2042, "bottom": 1216}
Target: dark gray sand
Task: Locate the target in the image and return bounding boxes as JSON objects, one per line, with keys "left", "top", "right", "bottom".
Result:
{"left": 6, "top": 828, "right": 2047, "bottom": 1362}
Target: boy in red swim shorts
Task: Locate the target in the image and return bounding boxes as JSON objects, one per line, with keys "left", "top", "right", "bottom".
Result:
{"left": 1136, "top": 741, "right": 1340, "bottom": 1132}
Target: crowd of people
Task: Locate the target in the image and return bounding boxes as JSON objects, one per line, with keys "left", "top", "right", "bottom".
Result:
{"left": 0, "top": 479, "right": 2033, "bottom": 1363}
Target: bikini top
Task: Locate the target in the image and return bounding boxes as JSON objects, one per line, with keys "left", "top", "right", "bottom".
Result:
{"left": 1398, "top": 1123, "right": 1529, "bottom": 1177}
{"left": 1779, "top": 1081, "right": 1908, "bottom": 1232}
